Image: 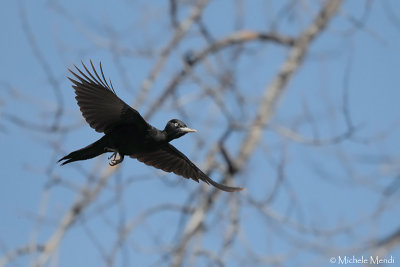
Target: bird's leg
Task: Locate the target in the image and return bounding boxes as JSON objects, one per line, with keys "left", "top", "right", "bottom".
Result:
{"left": 104, "top": 147, "right": 124, "bottom": 166}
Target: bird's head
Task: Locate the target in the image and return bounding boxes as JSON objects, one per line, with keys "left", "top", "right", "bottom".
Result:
{"left": 164, "top": 119, "right": 197, "bottom": 141}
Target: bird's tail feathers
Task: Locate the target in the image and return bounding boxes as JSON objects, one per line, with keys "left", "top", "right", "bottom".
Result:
{"left": 58, "top": 136, "right": 107, "bottom": 165}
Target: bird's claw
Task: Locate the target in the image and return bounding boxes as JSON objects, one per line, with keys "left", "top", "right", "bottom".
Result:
{"left": 109, "top": 159, "right": 118, "bottom": 166}
{"left": 108, "top": 152, "right": 117, "bottom": 160}
{"left": 105, "top": 149, "right": 124, "bottom": 166}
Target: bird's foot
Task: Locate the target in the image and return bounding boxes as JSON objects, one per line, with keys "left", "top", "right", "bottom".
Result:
{"left": 108, "top": 152, "right": 124, "bottom": 166}
{"left": 105, "top": 148, "right": 124, "bottom": 166}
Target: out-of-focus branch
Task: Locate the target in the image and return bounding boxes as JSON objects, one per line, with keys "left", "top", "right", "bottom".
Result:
{"left": 171, "top": 191, "right": 216, "bottom": 267}
{"left": 2, "top": 0, "right": 397, "bottom": 266}
{"left": 34, "top": 167, "right": 116, "bottom": 267}
{"left": 105, "top": 204, "right": 195, "bottom": 266}
{"left": 236, "top": 0, "right": 342, "bottom": 169}
{"left": 134, "top": 0, "right": 210, "bottom": 108}
{"left": 270, "top": 124, "right": 355, "bottom": 145}
{"left": 191, "top": 30, "right": 295, "bottom": 64}
{"left": 169, "top": 0, "right": 179, "bottom": 29}
{"left": 0, "top": 244, "right": 44, "bottom": 267}
{"left": 171, "top": 1, "right": 343, "bottom": 265}
{"left": 2, "top": 113, "right": 82, "bottom": 133}
{"left": 145, "top": 30, "right": 295, "bottom": 119}
{"left": 19, "top": 0, "right": 63, "bottom": 130}
{"left": 370, "top": 227, "right": 400, "bottom": 258}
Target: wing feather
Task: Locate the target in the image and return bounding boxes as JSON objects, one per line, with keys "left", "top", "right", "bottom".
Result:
{"left": 131, "top": 144, "right": 243, "bottom": 192}
{"left": 68, "top": 61, "right": 148, "bottom": 133}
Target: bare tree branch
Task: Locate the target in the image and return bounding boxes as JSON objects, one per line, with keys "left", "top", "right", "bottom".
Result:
{"left": 170, "top": 1, "right": 343, "bottom": 265}
{"left": 3, "top": 0, "right": 398, "bottom": 266}
{"left": 135, "top": 0, "right": 210, "bottom": 108}
{"left": 34, "top": 167, "right": 115, "bottom": 267}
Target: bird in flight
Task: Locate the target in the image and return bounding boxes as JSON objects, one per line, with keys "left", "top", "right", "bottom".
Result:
{"left": 58, "top": 61, "right": 243, "bottom": 192}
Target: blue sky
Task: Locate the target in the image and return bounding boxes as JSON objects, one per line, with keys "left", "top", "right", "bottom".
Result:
{"left": 1, "top": 0, "right": 400, "bottom": 266}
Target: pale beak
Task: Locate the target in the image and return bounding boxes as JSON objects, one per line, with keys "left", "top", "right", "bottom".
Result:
{"left": 180, "top": 127, "right": 197, "bottom": 133}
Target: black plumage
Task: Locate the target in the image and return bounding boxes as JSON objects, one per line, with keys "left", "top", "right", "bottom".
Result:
{"left": 58, "top": 61, "right": 243, "bottom": 192}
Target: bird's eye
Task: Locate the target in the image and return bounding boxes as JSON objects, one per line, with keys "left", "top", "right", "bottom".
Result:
{"left": 174, "top": 123, "right": 178, "bottom": 127}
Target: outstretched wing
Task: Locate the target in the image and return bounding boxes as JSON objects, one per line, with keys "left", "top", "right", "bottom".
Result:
{"left": 68, "top": 61, "right": 148, "bottom": 133}
{"left": 130, "top": 144, "right": 243, "bottom": 192}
